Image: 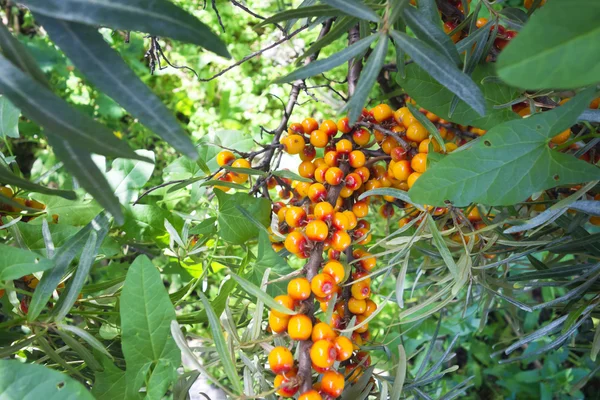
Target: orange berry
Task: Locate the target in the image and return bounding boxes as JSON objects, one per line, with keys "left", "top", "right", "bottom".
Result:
{"left": 306, "top": 220, "right": 329, "bottom": 242}
{"left": 269, "top": 312, "right": 290, "bottom": 333}
{"left": 282, "top": 135, "right": 306, "bottom": 154}
{"left": 352, "top": 128, "right": 371, "bottom": 146}
{"left": 302, "top": 118, "right": 319, "bottom": 134}
{"left": 329, "top": 312, "right": 343, "bottom": 329}
{"left": 325, "top": 167, "right": 344, "bottom": 186}
{"left": 314, "top": 165, "right": 328, "bottom": 183}
{"left": 311, "top": 322, "right": 336, "bottom": 342}
{"left": 269, "top": 346, "right": 294, "bottom": 374}
{"left": 357, "top": 253, "right": 376, "bottom": 272}
{"left": 551, "top": 128, "right": 571, "bottom": 145}
{"left": 229, "top": 158, "right": 251, "bottom": 184}
{"left": 284, "top": 231, "right": 308, "bottom": 257}
{"left": 335, "top": 139, "right": 353, "bottom": 154}
{"left": 348, "top": 150, "right": 366, "bottom": 168}
{"left": 524, "top": 0, "right": 545, "bottom": 9}
{"left": 354, "top": 228, "right": 371, "bottom": 245}
{"left": 323, "top": 260, "right": 345, "bottom": 284}
{"left": 332, "top": 212, "right": 350, "bottom": 230}
{"left": 354, "top": 167, "right": 370, "bottom": 183}
{"left": 334, "top": 336, "right": 353, "bottom": 362}
{"left": 467, "top": 206, "right": 481, "bottom": 222}
{"left": 445, "top": 142, "right": 458, "bottom": 153}
{"left": 411, "top": 153, "right": 427, "bottom": 173}
{"left": 308, "top": 183, "right": 327, "bottom": 203}
{"left": 348, "top": 297, "right": 367, "bottom": 314}
{"left": 216, "top": 150, "right": 236, "bottom": 167}
{"left": 288, "top": 122, "right": 305, "bottom": 135}
{"left": 407, "top": 172, "right": 422, "bottom": 188}
{"left": 320, "top": 120, "right": 338, "bottom": 137}
{"left": 372, "top": 104, "right": 394, "bottom": 122}
{"left": 310, "top": 129, "right": 329, "bottom": 148}
{"left": 311, "top": 273, "right": 337, "bottom": 298}
{"left": 394, "top": 107, "right": 417, "bottom": 128}
{"left": 337, "top": 117, "right": 352, "bottom": 134}
{"left": 287, "top": 277, "right": 311, "bottom": 301}
{"left": 314, "top": 201, "right": 334, "bottom": 221}
{"left": 355, "top": 315, "right": 369, "bottom": 333}
{"left": 313, "top": 157, "right": 327, "bottom": 168}
{"left": 352, "top": 200, "right": 369, "bottom": 218}
{"left": 310, "top": 339, "right": 337, "bottom": 369}
{"left": 390, "top": 146, "right": 408, "bottom": 161}
{"left": 295, "top": 181, "right": 311, "bottom": 198}
{"left": 379, "top": 203, "right": 395, "bottom": 218}
{"left": 418, "top": 138, "right": 440, "bottom": 153}
{"left": 444, "top": 21, "right": 461, "bottom": 43}
{"left": 381, "top": 136, "right": 399, "bottom": 154}
{"left": 272, "top": 294, "right": 295, "bottom": 318}
{"left": 363, "top": 299, "right": 377, "bottom": 317}
{"left": 299, "top": 389, "right": 323, "bottom": 400}
{"left": 392, "top": 160, "right": 412, "bottom": 181}
{"left": 324, "top": 151, "right": 340, "bottom": 167}
{"left": 406, "top": 122, "right": 428, "bottom": 143}
{"left": 351, "top": 280, "right": 371, "bottom": 300}
{"left": 589, "top": 216, "right": 600, "bottom": 226}
{"left": 331, "top": 230, "right": 351, "bottom": 252}
{"left": 288, "top": 314, "right": 313, "bottom": 340}
{"left": 321, "top": 370, "right": 345, "bottom": 397}
{"left": 343, "top": 210, "right": 358, "bottom": 230}
{"left": 344, "top": 174, "right": 362, "bottom": 192}
{"left": 285, "top": 206, "right": 307, "bottom": 228}
{"left": 0, "top": 185, "right": 14, "bottom": 198}
{"left": 300, "top": 145, "right": 316, "bottom": 161}
{"left": 274, "top": 369, "right": 299, "bottom": 397}
{"left": 298, "top": 160, "right": 316, "bottom": 179}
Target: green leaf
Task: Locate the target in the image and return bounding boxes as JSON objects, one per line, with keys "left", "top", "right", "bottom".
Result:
{"left": 0, "top": 22, "right": 50, "bottom": 87}
{"left": 250, "top": 230, "right": 292, "bottom": 296}
{"left": 273, "top": 34, "right": 378, "bottom": 84}
{"left": 122, "top": 204, "right": 175, "bottom": 243}
{"left": 390, "top": 345, "right": 407, "bottom": 400}
{"left": 0, "top": 96, "right": 19, "bottom": 138}
{"left": 358, "top": 187, "right": 425, "bottom": 211}
{"left": 215, "top": 189, "right": 271, "bottom": 245}
{"left": 322, "top": 0, "right": 380, "bottom": 22}
{"left": 92, "top": 357, "right": 127, "bottom": 400}
{"left": 409, "top": 88, "right": 600, "bottom": 206}
{"left": 37, "top": 17, "right": 198, "bottom": 159}
{"left": 389, "top": 0, "right": 410, "bottom": 26}
{"left": 48, "top": 136, "right": 124, "bottom": 224}
{"left": 55, "top": 329, "right": 103, "bottom": 371}
{"left": 259, "top": 4, "right": 338, "bottom": 26}
{"left": 390, "top": 30, "right": 486, "bottom": 117}
{"left": 121, "top": 255, "right": 181, "bottom": 399}
{"left": 347, "top": 34, "right": 388, "bottom": 123}
{"left": 199, "top": 291, "right": 243, "bottom": 394}
{"left": 0, "top": 164, "right": 75, "bottom": 200}
{"left": 497, "top": 0, "right": 600, "bottom": 89}
{"left": 0, "top": 54, "right": 144, "bottom": 161}
{"left": 427, "top": 214, "right": 458, "bottom": 279}
{"left": 31, "top": 190, "right": 102, "bottom": 226}
{"left": 0, "top": 359, "right": 94, "bottom": 399}
{"left": 230, "top": 272, "right": 296, "bottom": 316}
{"left": 271, "top": 169, "right": 313, "bottom": 183}
{"left": 0, "top": 244, "right": 54, "bottom": 281}
{"left": 298, "top": 16, "right": 357, "bottom": 61}
{"left": 406, "top": 103, "right": 446, "bottom": 151}
{"left": 105, "top": 150, "right": 155, "bottom": 204}
{"left": 22, "top": 0, "right": 230, "bottom": 58}
{"left": 403, "top": 6, "right": 461, "bottom": 66}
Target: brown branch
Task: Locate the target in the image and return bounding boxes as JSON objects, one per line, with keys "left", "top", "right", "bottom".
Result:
{"left": 347, "top": 24, "right": 362, "bottom": 97}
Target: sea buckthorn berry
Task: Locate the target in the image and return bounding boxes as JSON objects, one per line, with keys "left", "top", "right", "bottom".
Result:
{"left": 551, "top": 128, "right": 571, "bottom": 145}
{"left": 411, "top": 153, "right": 427, "bottom": 173}
{"left": 395, "top": 106, "right": 417, "bottom": 128}
{"left": 418, "top": 138, "right": 441, "bottom": 153}
{"left": 321, "top": 370, "right": 345, "bottom": 398}
{"left": 340, "top": 186, "right": 354, "bottom": 199}
{"left": 351, "top": 280, "right": 371, "bottom": 300}
{"left": 348, "top": 297, "right": 367, "bottom": 314}
{"left": 229, "top": 158, "right": 251, "bottom": 184}
{"left": 287, "top": 277, "right": 311, "bottom": 301}
{"left": 373, "top": 129, "right": 385, "bottom": 143}
{"left": 391, "top": 146, "right": 408, "bottom": 161}
{"left": 285, "top": 206, "right": 307, "bottom": 228}
{"left": 335, "top": 301, "right": 346, "bottom": 318}
{"left": 353, "top": 128, "right": 371, "bottom": 146}
{"left": 324, "top": 151, "right": 340, "bottom": 167}
{"left": 381, "top": 136, "right": 399, "bottom": 154}
{"left": 343, "top": 210, "right": 358, "bottom": 230}
{"left": 308, "top": 183, "right": 327, "bottom": 203}
{"left": 279, "top": 188, "right": 292, "bottom": 200}
{"left": 216, "top": 150, "right": 235, "bottom": 166}
{"left": 355, "top": 315, "right": 369, "bottom": 333}
{"left": 351, "top": 332, "right": 363, "bottom": 349}
{"left": 310, "top": 129, "right": 329, "bottom": 148}
{"left": 284, "top": 231, "right": 308, "bottom": 256}
{"left": 314, "top": 201, "right": 334, "bottom": 221}
{"left": 314, "top": 165, "right": 329, "bottom": 183}
{"left": 443, "top": 21, "right": 461, "bottom": 43}
{"left": 358, "top": 254, "right": 376, "bottom": 272}
{"left": 445, "top": 142, "right": 458, "bottom": 153}
{"left": 272, "top": 294, "right": 295, "bottom": 317}
{"left": 348, "top": 150, "right": 366, "bottom": 168}
{"left": 288, "top": 314, "right": 313, "bottom": 340}
{"left": 352, "top": 200, "right": 369, "bottom": 218}
{"left": 310, "top": 339, "right": 337, "bottom": 369}
{"left": 379, "top": 203, "right": 395, "bottom": 218}
{"left": 323, "top": 260, "right": 345, "bottom": 284}
{"left": 312, "top": 322, "right": 336, "bottom": 342}
{"left": 269, "top": 346, "right": 294, "bottom": 374}
{"left": 267, "top": 176, "right": 277, "bottom": 189}
{"left": 524, "top": 0, "right": 545, "bottom": 9}
{"left": 354, "top": 228, "right": 371, "bottom": 245}
{"left": 282, "top": 135, "right": 306, "bottom": 154}
{"left": 277, "top": 206, "right": 287, "bottom": 223}
{"left": 467, "top": 206, "right": 481, "bottom": 222}
{"left": 214, "top": 171, "right": 233, "bottom": 192}
{"left": 269, "top": 312, "right": 290, "bottom": 333}
{"left": 306, "top": 220, "right": 329, "bottom": 242}
{"left": 311, "top": 273, "right": 337, "bottom": 298}
{"left": 356, "top": 220, "right": 370, "bottom": 231}
{"left": 299, "top": 390, "right": 323, "bottom": 400}
{"left": 334, "top": 139, "right": 352, "bottom": 155}
{"left": 337, "top": 117, "right": 352, "bottom": 134}
{"left": 364, "top": 299, "right": 377, "bottom": 317}
{"left": 407, "top": 172, "right": 422, "bottom": 189}
{"left": 354, "top": 166, "right": 370, "bottom": 183}
{"left": 302, "top": 118, "right": 319, "bottom": 134}
{"left": 372, "top": 103, "right": 394, "bottom": 122}
{"left": 321, "top": 119, "right": 338, "bottom": 137}
{"left": 295, "top": 182, "right": 311, "bottom": 198}
{"left": 300, "top": 145, "right": 316, "bottom": 161}
{"left": 406, "top": 122, "right": 428, "bottom": 143}
{"left": 328, "top": 249, "right": 341, "bottom": 260}
{"left": 313, "top": 157, "right": 326, "bottom": 168}
{"left": 288, "top": 122, "right": 305, "bottom": 135}
{"left": 590, "top": 216, "right": 600, "bottom": 226}
{"left": 392, "top": 160, "right": 412, "bottom": 181}
{"left": 331, "top": 230, "right": 351, "bottom": 252}
{"left": 476, "top": 17, "right": 488, "bottom": 29}
{"left": 345, "top": 364, "right": 363, "bottom": 383}
{"left": 332, "top": 212, "right": 350, "bottom": 230}
{"left": 471, "top": 128, "right": 486, "bottom": 136}
{"left": 325, "top": 167, "right": 344, "bottom": 186}
{"left": 274, "top": 369, "right": 299, "bottom": 397}
{"left": 333, "top": 336, "right": 353, "bottom": 362}
{"left": 298, "top": 161, "right": 316, "bottom": 179}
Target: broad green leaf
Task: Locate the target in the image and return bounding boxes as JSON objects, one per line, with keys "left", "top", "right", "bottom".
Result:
{"left": 0, "top": 359, "right": 94, "bottom": 399}
{"left": 0, "top": 244, "right": 54, "bottom": 281}
{"left": 396, "top": 63, "right": 518, "bottom": 130}
{"left": 409, "top": 88, "right": 600, "bottom": 206}
{"left": 48, "top": 136, "right": 124, "bottom": 224}
{"left": 390, "top": 30, "right": 486, "bottom": 117}
{"left": 22, "top": 0, "right": 230, "bottom": 58}
{"left": 406, "top": 103, "right": 446, "bottom": 151}
{"left": 259, "top": 4, "right": 338, "bottom": 26}
{"left": 199, "top": 291, "right": 243, "bottom": 394}
{"left": 273, "top": 34, "right": 378, "bottom": 84}
{"left": 497, "top": 0, "right": 600, "bottom": 89}
{"left": 188, "top": 216, "right": 217, "bottom": 236}
{"left": 0, "top": 96, "right": 19, "bottom": 138}
{"left": 230, "top": 272, "right": 296, "bottom": 316}
{"left": 250, "top": 230, "right": 293, "bottom": 296}
{"left": 105, "top": 150, "right": 155, "bottom": 204}
{"left": 322, "top": 0, "right": 380, "bottom": 22}
{"left": 215, "top": 189, "right": 271, "bottom": 245}
{"left": 0, "top": 164, "right": 75, "bottom": 200}
{"left": 0, "top": 54, "right": 144, "bottom": 161}
{"left": 122, "top": 204, "right": 177, "bottom": 243}
{"left": 37, "top": 17, "right": 198, "bottom": 159}
{"left": 403, "top": 6, "right": 461, "bottom": 66}
{"left": 92, "top": 357, "right": 127, "bottom": 400}
{"left": 347, "top": 34, "right": 388, "bottom": 123}
{"left": 31, "top": 190, "right": 102, "bottom": 226}
{"left": 298, "top": 16, "right": 357, "bottom": 61}
{"left": 121, "top": 255, "right": 181, "bottom": 399}
{"left": 0, "top": 22, "right": 49, "bottom": 87}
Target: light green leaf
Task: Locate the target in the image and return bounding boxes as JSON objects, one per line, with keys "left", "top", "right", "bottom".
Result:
{"left": 230, "top": 272, "right": 296, "bottom": 316}
{"left": 22, "top": 0, "right": 230, "bottom": 58}
{"left": 390, "top": 345, "right": 407, "bottom": 400}
{"left": 0, "top": 244, "right": 54, "bottom": 281}
{"left": 121, "top": 255, "right": 181, "bottom": 399}
{"left": 0, "top": 164, "right": 76, "bottom": 200}
{"left": 92, "top": 357, "right": 127, "bottom": 400}
{"left": 0, "top": 96, "right": 19, "bottom": 138}
{"left": 215, "top": 189, "right": 271, "bottom": 245}
{"left": 31, "top": 190, "right": 102, "bottom": 226}
{"left": 497, "top": 0, "right": 600, "bottom": 89}
{"left": 105, "top": 150, "right": 155, "bottom": 204}
{"left": 0, "top": 359, "right": 94, "bottom": 399}
{"left": 250, "top": 230, "right": 292, "bottom": 296}
{"left": 409, "top": 88, "right": 600, "bottom": 206}
{"left": 322, "top": 0, "right": 380, "bottom": 22}
{"left": 427, "top": 214, "right": 458, "bottom": 279}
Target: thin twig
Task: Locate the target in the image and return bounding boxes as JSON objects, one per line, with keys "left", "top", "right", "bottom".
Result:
{"left": 212, "top": 0, "right": 225, "bottom": 32}
{"left": 230, "top": 0, "right": 285, "bottom": 33}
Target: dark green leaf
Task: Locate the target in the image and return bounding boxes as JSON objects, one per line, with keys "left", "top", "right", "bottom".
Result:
{"left": 55, "top": 329, "right": 103, "bottom": 371}
{"left": 92, "top": 357, "right": 127, "bottom": 400}
{"left": 409, "top": 88, "right": 600, "bottom": 206}
{"left": 499, "top": 7, "right": 528, "bottom": 26}
{"left": 37, "top": 16, "right": 198, "bottom": 159}
{"left": 0, "top": 22, "right": 49, "bottom": 87}
{"left": 0, "top": 359, "right": 94, "bottom": 399}
{"left": 322, "top": 0, "right": 380, "bottom": 22}
{"left": 215, "top": 189, "right": 271, "bottom": 245}
{"left": 390, "top": 30, "right": 486, "bottom": 116}
{"left": 0, "top": 96, "right": 19, "bottom": 138}
{"left": 496, "top": 0, "right": 600, "bottom": 89}
{"left": 389, "top": 0, "right": 410, "bottom": 26}
{"left": 273, "top": 34, "right": 378, "bottom": 83}
{"left": 0, "top": 244, "right": 54, "bottom": 281}
{"left": 259, "top": 4, "right": 338, "bottom": 26}
{"left": 298, "top": 16, "right": 357, "bottom": 61}
{"left": 22, "top": 0, "right": 230, "bottom": 58}
{"left": 0, "top": 164, "right": 75, "bottom": 200}
{"left": 427, "top": 214, "right": 458, "bottom": 279}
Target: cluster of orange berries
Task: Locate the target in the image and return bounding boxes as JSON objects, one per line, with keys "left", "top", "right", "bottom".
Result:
{"left": 214, "top": 151, "right": 252, "bottom": 190}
